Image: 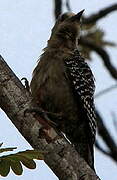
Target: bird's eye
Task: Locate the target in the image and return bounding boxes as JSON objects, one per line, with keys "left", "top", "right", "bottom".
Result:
{"left": 59, "top": 13, "right": 69, "bottom": 22}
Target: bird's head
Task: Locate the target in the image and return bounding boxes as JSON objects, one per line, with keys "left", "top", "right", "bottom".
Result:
{"left": 49, "top": 10, "right": 84, "bottom": 48}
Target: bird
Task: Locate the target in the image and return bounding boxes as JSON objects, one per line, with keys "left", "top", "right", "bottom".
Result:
{"left": 30, "top": 10, "right": 97, "bottom": 170}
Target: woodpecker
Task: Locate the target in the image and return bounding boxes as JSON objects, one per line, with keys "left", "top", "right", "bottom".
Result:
{"left": 30, "top": 10, "right": 96, "bottom": 169}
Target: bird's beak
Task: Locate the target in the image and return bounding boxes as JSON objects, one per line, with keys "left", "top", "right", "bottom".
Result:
{"left": 70, "top": 9, "right": 85, "bottom": 22}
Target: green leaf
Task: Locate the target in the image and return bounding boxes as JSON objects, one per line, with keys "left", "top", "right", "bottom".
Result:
{"left": 0, "top": 159, "right": 10, "bottom": 177}
{"left": 20, "top": 156, "right": 36, "bottom": 169}
{"left": 10, "top": 160, "right": 23, "bottom": 175}
{"left": 0, "top": 148, "right": 44, "bottom": 177}
{"left": 7, "top": 154, "right": 36, "bottom": 169}
{"left": 0, "top": 147, "right": 17, "bottom": 153}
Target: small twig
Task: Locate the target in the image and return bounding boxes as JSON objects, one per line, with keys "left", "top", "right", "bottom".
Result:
{"left": 83, "top": 4, "right": 117, "bottom": 24}
{"left": 111, "top": 112, "right": 117, "bottom": 134}
{"left": 95, "top": 141, "right": 111, "bottom": 156}
{"left": 54, "top": 0, "right": 62, "bottom": 20}
{"left": 66, "top": 0, "right": 71, "bottom": 11}
{"left": 96, "top": 110, "right": 117, "bottom": 162}
{"left": 80, "top": 38, "right": 117, "bottom": 80}
{"left": 95, "top": 84, "right": 117, "bottom": 98}
{"left": 0, "top": 143, "right": 3, "bottom": 147}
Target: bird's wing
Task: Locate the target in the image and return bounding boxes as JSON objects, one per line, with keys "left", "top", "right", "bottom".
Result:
{"left": 64, "top": 50, "right": 96, "bottom": 143}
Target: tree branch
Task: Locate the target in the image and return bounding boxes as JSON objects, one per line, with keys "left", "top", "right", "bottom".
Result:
{"left": 111, "top": 112, "right": 117, "bottom": 134}
{"left": 54, "top": 0, "right": 62, "bottom": 20}
{"left": 96, "top": 110, "right": 117, "bottom": 163}
{"left": 95, "top": 84, "right": 117, "bottom": 98}
{"left": 66, "top": 0, "right": 71, "bottom": 11}
{"left": 83, "top": 4, "right": 117, "bottom": 24}
{"left": 0, "top": 55, "right": 100, "bottom": 180}
{"left": 95, "top": 141, "right": 111, "bottom": 157}
{"left": 80, "top": 38, "right": 117, "bottom": 80}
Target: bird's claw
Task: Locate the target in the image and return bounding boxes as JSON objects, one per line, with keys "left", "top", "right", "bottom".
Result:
{"left": 24, "top": 107, "right": 60, "bottom": 128}
{"left": 24, "top": 107, "right": 45, "bottom": 117}
{"left": 21, "top": 77, "right": 30, "bottom": 92}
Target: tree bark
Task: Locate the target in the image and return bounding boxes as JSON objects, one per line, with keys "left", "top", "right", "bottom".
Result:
{"left": 0, "top": 55, "right": 100, "bottom": 180}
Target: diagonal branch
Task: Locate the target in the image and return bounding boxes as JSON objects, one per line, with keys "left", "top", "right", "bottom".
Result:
{"left": 83, "top": 4, "right": 117, "bottom": 24}
{"left": 80, "top": 38, "right": 117, "bottom": 80}
{"left": 95, "top": 141, "right": 111, "bottom": 157}
{"left": 96, "top": 110, "right": 117, "bottom": 163}
{"left": 0, "top": 55, "right": 100, "bottom": 180}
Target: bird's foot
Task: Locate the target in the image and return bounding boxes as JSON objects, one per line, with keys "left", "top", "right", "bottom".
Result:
{"left": 21, "top": 77, "right": 30, "bottom": 92}
{"left": 24, "top": 107, "right": 62, "bottom": 143}
{"left": 24, "top": 107, "right": 62, "bottom": 127}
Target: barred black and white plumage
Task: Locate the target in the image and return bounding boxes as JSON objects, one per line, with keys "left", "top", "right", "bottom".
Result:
{"left": 65, "top": 49, "right": 96, "bottom": 144}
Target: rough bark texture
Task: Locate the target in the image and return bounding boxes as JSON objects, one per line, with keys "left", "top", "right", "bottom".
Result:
{"left": 0, "top": 55, "right": 100, "bottom": 180}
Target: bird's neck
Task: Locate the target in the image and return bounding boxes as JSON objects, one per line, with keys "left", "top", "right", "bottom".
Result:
{"left": 47, "top": 36, "right": 78, "bottom": 52}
